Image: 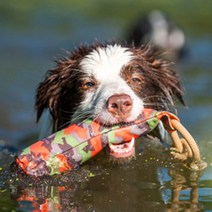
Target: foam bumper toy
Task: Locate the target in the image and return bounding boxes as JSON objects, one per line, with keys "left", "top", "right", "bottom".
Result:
{"left": 15, "top": 109, "right": 207, "bottom": 176}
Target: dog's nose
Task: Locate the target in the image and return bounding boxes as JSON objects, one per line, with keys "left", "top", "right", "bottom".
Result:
{"left": 107, "top": 94, "right": 133, "bottom": 118}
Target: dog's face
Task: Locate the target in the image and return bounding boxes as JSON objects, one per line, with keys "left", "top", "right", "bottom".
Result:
{"left": 36, "top": 43, "right": 184, "bottom": 158}
{"left": 73, "top": 45, "right": 144, "bottom": 126}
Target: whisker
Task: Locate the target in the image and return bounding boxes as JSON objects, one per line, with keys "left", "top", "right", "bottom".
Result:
{"left": 143, "top": 102, "right": 184, "bottom": 109}
{"left": 55, "top": 93, "right": 183, "bottom": 130}
{"left": 71, "top": 111, "right": 93, "bottom": 122}
{"left": 56, "top": 101, "right": 97, "bottom": 115}
{"left": 59, "top": 114, "right": 94, "bottom": 130}
{"left": 142, "top": 95, "right": 171, "bottom": 101}
{"left": 143, "top": 102, "right": 173, "bottom": 107}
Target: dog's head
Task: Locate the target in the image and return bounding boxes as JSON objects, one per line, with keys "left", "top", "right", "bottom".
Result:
{"left": 36, "top": 42, "right": 184, "bottom": 136}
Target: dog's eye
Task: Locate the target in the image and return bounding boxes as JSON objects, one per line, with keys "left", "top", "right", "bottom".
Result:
{"left": 85, "top": 82, "right": 95, "bottom": 87}
{"left": 81, "top": 81, "right": 96, "bottom": 90}
{"left": 131, "top": 77, "right": 142, "bottom": 84}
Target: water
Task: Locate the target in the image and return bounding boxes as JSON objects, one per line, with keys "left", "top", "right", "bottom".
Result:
{"left": 0, "top": 1, "right": 212, "bottom": 211}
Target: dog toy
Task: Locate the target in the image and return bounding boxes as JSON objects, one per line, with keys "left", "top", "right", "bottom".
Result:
{"left": 15, "top": 109, "right": 207, "bottom": 176}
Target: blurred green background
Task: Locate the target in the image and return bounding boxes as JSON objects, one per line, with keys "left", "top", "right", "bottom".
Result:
{"left": 0, "top": 0, "right": 211, "bottom": 142}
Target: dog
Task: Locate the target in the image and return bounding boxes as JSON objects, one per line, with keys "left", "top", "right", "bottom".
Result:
{"left": 35, "top": 42, "right": 184, "bottom": 159}
{"left": 125, "top": 10, "right": 187, "bottom": 61}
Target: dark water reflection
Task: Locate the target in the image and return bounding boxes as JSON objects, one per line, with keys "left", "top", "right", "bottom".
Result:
{"left": 0, "top": 1, "right": 212, "bottom": 211}
{"left": 0, "top": 142, "right": 209, "bottom": 211}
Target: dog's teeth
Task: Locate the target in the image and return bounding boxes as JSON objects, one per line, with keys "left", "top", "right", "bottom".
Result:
{"left": 109, "top": 137, "right": 135, "bottom": 153}
{"left": 129, "top": 137, "right": 135, "bottom": 149}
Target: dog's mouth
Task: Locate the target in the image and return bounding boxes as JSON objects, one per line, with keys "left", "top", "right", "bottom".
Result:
{"left": 108, "top": 137, "right": 135, "bottom": 159}
{"left": 96, "top": 112, "right": 142, "bottom": 159}
{"left": 99, "top": 117, "right": 139, "bottom": 159}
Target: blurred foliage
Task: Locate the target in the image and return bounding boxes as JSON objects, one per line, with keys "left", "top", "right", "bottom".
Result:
{"left": 0, "top": 0, "right": 212, "bottom": 36}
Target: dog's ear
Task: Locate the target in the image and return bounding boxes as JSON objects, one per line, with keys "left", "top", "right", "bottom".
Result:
{"left": 133, "top": 45, "right": 185, "bottom": 110}
{"left": 35, "top": 44, "right": 102, "bottom": 131}
{"left": 35, "top": 56, "right": 78, "bottom": 130}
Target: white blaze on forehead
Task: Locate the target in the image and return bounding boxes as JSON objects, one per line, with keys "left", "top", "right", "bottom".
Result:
{"left": 72, "top": 44, "right": 144, "bottom": 124}
{"left": 80, "top": 44, "right": 133, "bottom": 80}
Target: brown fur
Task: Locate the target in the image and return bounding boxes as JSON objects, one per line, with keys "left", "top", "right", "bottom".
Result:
{"left": 35, "top": 43, "right": 184, "bottom": 132}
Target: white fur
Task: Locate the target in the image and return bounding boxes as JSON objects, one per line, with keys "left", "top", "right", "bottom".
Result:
{"left": 149, "top": 10, "right": 185, "bottom": 50}
{"left": 80, "top": 44, "right": 132, "bottom": 80}
{"left": 73, "top": 44, "right": 144, "bottom": 124}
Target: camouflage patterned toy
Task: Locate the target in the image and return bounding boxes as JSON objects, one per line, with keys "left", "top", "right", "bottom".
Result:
{"left": 15, "top": 109, "right": 207, "bottom": 176}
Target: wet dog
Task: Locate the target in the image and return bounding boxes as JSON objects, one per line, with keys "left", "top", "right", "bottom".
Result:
{"left": 35, "top": 43, "right": 184, "bottom": 159}
{"left": 125, "top": 10, "right": 187, "bottom": 61}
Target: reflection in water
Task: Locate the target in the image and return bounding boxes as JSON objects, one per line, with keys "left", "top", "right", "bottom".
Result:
{"left": 12, "top": 169, "right": 203, "bottom": 211}
{"left": 160, "top": 167, "right": 203, "bottom": 211}
{"left": 7, "top": 141, "right": 205, "bottom": 212}
{"left": 14, "top": 185, "right": 79, "bottom": 211}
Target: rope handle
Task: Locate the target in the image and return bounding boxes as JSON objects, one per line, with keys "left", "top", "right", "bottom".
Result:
{"left": 168, "top": 119, "right": 207, "bottom": 171}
